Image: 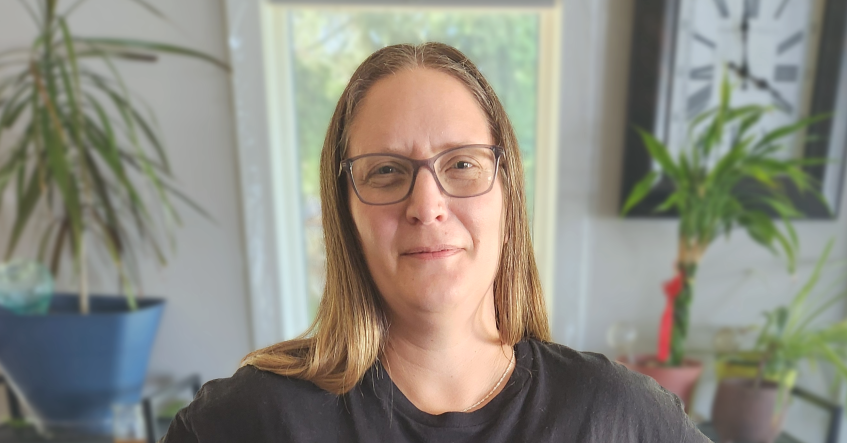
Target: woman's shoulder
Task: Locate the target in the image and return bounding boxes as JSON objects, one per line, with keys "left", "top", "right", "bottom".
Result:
{"left": 193, "top": 365, "right": 310, "bottom": 402}
{"left": 527, "top": 338, "right": 678, "bottom": 400}
{"left": 162, "top": 365, "right": 334, "bottom": 442}
{"left": 523, "top": 338, "right": 708, "bottom": 442}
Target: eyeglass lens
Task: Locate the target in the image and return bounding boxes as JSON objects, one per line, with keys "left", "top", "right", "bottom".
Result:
{"left": 349, "top": 146, "right": 499, "bottom": 205}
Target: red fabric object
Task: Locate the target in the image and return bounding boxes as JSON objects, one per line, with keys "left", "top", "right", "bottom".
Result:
{"left": 657, "top": 272, "right": 684, "bottom": 363}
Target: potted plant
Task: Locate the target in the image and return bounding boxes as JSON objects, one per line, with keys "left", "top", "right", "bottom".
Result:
{"left": 0, "top": 0, "right": 225, "bottom": 435}
{"left": 620, "top": 75, "right": 828, "bottom": 409}
{"left": 711, "top": 240, "right": 847, "bottom": 442}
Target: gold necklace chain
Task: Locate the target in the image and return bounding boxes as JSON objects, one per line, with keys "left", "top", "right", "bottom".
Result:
{"left": 461, "top": 349, "right": 515, "bottom": 412}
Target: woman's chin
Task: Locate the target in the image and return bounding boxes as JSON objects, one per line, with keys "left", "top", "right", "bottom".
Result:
{"left": 395, "top": 255, "right": 465, "bottom": 281}
{"left": 394, "top": 283, "right": 485, "bottom": 315}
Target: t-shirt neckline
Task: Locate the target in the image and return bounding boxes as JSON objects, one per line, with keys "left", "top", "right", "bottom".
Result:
{"left": 367, "top": 340, "right": 533, "bottom": 428}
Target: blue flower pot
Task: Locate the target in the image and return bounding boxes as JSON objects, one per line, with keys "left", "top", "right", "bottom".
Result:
{"left": 0, "top": 293, "right": 164, "bottom": 435}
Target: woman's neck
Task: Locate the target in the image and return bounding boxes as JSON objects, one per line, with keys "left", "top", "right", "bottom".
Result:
{"left": 380, "top": 293, "right": 514, "bottom": 414}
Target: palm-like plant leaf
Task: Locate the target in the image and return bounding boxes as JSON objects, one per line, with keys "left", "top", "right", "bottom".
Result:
{"left": 76, "top": 38, "right": 229, "bottom": 71}
{"left": 0, "top": 1, "right": 226, "bottom": 313}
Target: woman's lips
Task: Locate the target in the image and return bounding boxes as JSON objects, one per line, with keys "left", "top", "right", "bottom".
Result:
{"left": 402, "top": 246, "right": 462, "bottom": 260}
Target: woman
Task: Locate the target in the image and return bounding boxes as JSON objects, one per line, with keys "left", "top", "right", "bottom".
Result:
{"left": 163, "top": 42, "right": 710, "bottom": 442}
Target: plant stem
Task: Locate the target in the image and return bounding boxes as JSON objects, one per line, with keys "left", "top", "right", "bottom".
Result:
{"left": 754, "top": 349, "right": 767, "bottom": 391}
{"left": 669, "top": 240, "right": 702, "bottom": 366}
{"left": 79, "top": 228, "right": 89, "bottom": 314}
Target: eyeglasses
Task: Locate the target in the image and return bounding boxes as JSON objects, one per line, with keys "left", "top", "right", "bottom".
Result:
{"left": 340, "top": 144, "right": 505, "bottom": 205}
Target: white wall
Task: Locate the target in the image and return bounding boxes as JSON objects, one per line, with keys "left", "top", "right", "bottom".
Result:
{"left": 0, "top": 0, "right": 252, "bottom": 384}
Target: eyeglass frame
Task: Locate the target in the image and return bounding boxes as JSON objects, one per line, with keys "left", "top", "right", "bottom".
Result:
{"left": 338, "top": 144, "right": 506, "bottom": 206}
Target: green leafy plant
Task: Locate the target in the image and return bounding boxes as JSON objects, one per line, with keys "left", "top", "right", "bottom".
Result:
{"left": 752, "top": 240, "right": 847, "bottom": 399}
{"left": 0, "top": 0, "right": 227, "bottom": 313}
{"left": 622, "top": 75, "right": 829, "bottom": 366}
{"left": 717, "top": 240, "right": 847, "bottom": 412}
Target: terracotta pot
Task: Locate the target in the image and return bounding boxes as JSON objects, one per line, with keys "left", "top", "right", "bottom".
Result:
{"left": 619, "top": 355, "right": 703, "bottom": 413}
{"left": 711, "top": 378, "right": 788, "bottom": 443}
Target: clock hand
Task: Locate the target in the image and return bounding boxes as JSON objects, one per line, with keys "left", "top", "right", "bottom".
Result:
{"left": 739, "top": 0, "right": 751, "bottom": 89}
{"left": 731, "top": 3, "right": 791, "bottom": 113}
{"left": 747, "top": 72, "right": 793, "bottom": 114}
{"left": 727, "top": 61, "right": 748, "bottom": 83}
{"left": 728, "top": 2, "right": 752, "bottom": 88}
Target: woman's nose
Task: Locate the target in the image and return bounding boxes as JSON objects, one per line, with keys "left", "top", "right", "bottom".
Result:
{"left": 405, "top": 168, "right": 448, "bottom": 224}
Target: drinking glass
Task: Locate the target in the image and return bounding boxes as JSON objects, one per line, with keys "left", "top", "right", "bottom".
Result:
{"left": 112, "top": 402, "right": 147, "bottom": 443}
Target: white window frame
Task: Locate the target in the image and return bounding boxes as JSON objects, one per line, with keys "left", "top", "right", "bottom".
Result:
{"left": 223, "top": 0, "right": 603, "bottom": 350}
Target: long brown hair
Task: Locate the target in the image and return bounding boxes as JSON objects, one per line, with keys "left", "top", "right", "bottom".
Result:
{"left": 241, "top": 42, "right": 550, "bottom": 394}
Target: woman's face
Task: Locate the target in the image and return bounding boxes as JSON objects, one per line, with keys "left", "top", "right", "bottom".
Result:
{"left": 347, "top": 68, "right": 505, "bottom": 320}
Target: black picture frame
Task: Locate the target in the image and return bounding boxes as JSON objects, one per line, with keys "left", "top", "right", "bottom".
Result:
{"left": 620, "top": 0, "right": 847, "bottom": 219}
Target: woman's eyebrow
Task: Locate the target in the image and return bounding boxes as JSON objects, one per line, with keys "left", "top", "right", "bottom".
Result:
{"left": 348, "top": 139, "right": 491, "bottom": 159}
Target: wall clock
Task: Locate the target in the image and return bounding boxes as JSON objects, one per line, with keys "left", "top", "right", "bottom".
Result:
{"left": 621, "top": 0, "right": 847, "bottom": 218}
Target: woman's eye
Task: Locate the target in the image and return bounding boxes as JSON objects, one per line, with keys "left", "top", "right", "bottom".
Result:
{"left": 447, "top": 159, "right": 481, "bottom": 172}
{"left": 362, "top": 162, "right": 408, "bottom": 184}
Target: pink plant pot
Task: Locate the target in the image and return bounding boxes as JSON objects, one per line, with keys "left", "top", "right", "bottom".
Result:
{"left": 619, "top": 354, "right": 703, "bottom": 413}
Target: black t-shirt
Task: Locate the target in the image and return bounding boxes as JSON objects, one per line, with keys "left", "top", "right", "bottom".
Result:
{"left": 162, "top": 339, "right": 711, "bottom": 442}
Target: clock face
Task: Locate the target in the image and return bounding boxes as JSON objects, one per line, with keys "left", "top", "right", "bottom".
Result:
{"left": 664, "top": 0, "right": 826, "bottom": 160}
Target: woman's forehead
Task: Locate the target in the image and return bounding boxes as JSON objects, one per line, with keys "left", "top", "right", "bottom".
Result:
{"left": 346, "top": 68, "right": 492, "bottom": 158}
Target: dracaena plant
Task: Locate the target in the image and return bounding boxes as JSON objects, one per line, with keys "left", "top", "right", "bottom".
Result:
{"left": 622, "top": 75, "right": 829, "bottom": 367}
{"left": 0, "top": 0, "right": 227, "bottom": 313}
